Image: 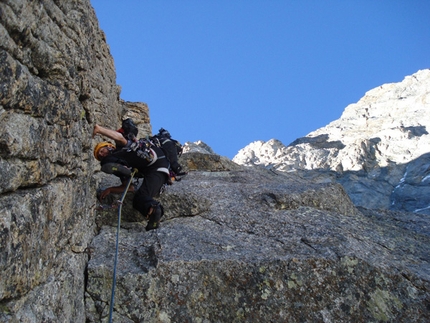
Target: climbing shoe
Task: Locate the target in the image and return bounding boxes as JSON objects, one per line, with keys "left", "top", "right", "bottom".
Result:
{"left": 145, "top": 203, "right": 163, "bottom": 231}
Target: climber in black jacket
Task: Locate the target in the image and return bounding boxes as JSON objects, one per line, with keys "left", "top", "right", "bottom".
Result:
{"left": 93, "top": 124, "right": 169, "bottom": 231}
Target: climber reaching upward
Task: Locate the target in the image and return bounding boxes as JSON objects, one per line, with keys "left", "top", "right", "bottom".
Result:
{"left": 93, "top": 123, "right": 169, "bottom": 231}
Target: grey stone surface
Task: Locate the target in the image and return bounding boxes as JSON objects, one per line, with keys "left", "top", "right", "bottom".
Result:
{"left": 0, "top": 0, "right": 137, "bottom": 321}
{"left": 86, "top": 167, "right": 430, "bottom": 322}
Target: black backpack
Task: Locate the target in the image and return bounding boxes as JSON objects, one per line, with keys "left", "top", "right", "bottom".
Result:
{"left": 119, "top": 118, "right": 138, "bottom": 140}
{"left": 118, "top": 120, "right": 184, "bottom": 177}
{"left": 150, "top": 128, "right": 184, "bottom": 176}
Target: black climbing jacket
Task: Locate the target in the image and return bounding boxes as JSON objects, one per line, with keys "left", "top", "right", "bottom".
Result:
{"left": 150, "top": 128, "right": 184, "bottom": 176}
{"left": 100, "top": 140, "right": 170, "bottom": 180}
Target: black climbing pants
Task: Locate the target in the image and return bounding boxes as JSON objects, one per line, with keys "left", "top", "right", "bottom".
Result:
{"left": 133, "top": 171, "right": 167, "bottom": 216}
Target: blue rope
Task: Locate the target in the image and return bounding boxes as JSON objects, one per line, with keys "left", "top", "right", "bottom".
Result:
{"left": 108, "top": 169, "right": 137, "bottom": 323}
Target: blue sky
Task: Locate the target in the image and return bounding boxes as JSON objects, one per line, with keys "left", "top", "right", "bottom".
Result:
{"left": 91, "top": 1, "right": 430, "bottom": 159}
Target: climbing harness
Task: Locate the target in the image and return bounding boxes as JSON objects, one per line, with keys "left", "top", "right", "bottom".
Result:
{"left": 108, "top": 168, "right": 138, "bottom": 323}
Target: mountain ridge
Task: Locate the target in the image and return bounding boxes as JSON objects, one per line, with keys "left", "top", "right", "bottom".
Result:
{"left": 233, "top": 69, "right": 430, "bottom": 213}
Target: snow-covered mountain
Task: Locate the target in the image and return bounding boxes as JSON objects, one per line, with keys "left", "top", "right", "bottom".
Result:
{"left": 233, "top": 69, "right": 430, "bottom": 214}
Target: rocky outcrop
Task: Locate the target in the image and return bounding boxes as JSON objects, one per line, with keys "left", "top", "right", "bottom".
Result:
{"left": 86, "top": 165, "right": 430, "bottom": 322}
{"left": 233, "top": 70, "right": 430, "bottom": 213}
{"left": 0, "top": 0, "right": 148, "bottom": 321}
{"left": 390, "top": 152, "right": 430, "bottom": 213}
{"left": 180, "top": 140, "right": 243, "bottom": 172}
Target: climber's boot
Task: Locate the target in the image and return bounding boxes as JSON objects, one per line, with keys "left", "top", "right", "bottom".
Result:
{"left": 145, "top": 203, "right": 164, "bottom": 231}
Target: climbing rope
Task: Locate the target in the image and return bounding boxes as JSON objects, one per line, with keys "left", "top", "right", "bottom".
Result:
{"left": 108, "top": 169, "right": 138, "bottom": 323}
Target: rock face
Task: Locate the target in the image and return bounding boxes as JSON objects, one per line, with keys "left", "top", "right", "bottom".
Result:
{"left": 86, "top": 165, "right": 430, "bottom": 322}
{"left": 180, "top": 140, "right": 243, "bottom": 172}
{"left": 233, "top": 70, "right": 430, "bottom": 213}
{"left": 0, "top": 0, "right": 148, "bottom": 321}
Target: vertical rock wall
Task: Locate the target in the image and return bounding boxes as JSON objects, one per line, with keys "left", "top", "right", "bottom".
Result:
{"left": 0, "top": 0, "right": 148, "bottom": 321}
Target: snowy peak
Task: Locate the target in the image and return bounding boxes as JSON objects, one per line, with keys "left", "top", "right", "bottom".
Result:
{"left": 233, "top": 69, "right": 430, "bottom": 213}
{"left": 308, "top": 69, "right": 430, "bottom": 165}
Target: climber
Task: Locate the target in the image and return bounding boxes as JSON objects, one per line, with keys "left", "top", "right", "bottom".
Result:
{"left": 93, "top": 124, "right": 169, "bottom": 231}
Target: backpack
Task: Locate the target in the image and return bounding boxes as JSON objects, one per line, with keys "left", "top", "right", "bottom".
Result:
{"left": 117, "top": 120, "right": 184, "bottom": 177}
{"left": 117, "top": 118, "right": 138, "bottom": 140}
{"left": 150, "top": 128, "right": 184, "bottom": 176}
